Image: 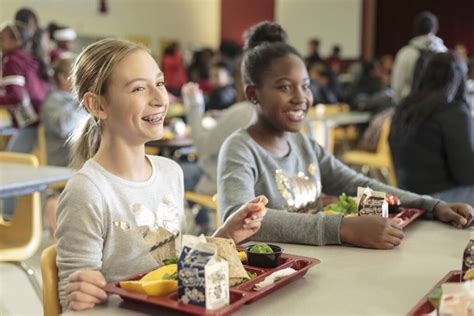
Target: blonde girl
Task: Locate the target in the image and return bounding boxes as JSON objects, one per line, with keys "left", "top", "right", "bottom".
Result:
{"left": 56, "top": 39, "right": 267, "bottom": 311}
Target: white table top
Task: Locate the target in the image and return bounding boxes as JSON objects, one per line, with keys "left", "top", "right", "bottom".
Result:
{"left": 0, "top": 162, "right": 74, "bottom": 198}
{"left": 65, "top": 220, "right": 469, "bottom": 316}
{"left": 312, "top": 111, "right": 371, "bottom": 127}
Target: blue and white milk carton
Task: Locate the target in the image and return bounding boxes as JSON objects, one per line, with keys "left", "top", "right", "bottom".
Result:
{"left": 178, "top": 239, "right": 229, "bottom": 310}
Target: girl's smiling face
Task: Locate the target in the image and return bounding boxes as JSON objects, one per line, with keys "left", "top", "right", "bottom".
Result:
{"left": 250, "top": 53, "right": 313, "bottom": 133}
{"left": 100, "top": 49, "right": 169, "bottom": 145}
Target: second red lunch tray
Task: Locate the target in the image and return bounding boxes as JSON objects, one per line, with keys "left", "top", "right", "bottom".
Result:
{"left": 407, "top": 270, "right": 460, "bottom": 316}
{"left": 389, "top": 208, "right": 426, "bottom": 228}
{"left": 320, "top": 195, "right": 426, "bottom": 228}
{"left": 105, "top": 252, "right": 320, "bottom": 315}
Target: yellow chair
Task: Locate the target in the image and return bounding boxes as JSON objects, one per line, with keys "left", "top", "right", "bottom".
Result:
{"left": 184, "top": 192, "right": 220, "bottom": 227}
{"left": 41, "top": 244, "right": 61, "bottom": 316}
{"left": 341, "top": 118, "right": 397, "bottom": 186}
{"left": 0, "top": 152, "right": 43, "bottom": 300}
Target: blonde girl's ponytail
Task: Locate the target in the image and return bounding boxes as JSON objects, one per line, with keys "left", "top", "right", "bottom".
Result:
{"left": 68, "top": 115, "right": 101, "bottom": 169}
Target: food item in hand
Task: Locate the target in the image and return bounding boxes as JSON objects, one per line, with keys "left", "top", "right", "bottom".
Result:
{"left": 249, "top": 243, "right": 273, "bottom": 254}
{"left": 322, "top": 193, "right": 357, "bottom": 215}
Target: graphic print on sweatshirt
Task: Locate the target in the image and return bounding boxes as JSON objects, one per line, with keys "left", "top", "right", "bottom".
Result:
{"left": 113, "top": 194, "right": 181, "bottom": 262}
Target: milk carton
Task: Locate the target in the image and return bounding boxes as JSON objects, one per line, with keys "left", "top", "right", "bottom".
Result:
{"left": 357, "top": 187, "right": 389, "bottom": 217}
{"left": 178, "top": 240, "right": 229, "bottom": 310}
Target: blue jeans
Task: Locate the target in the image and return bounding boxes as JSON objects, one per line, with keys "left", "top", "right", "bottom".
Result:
{"left": 1, "top": 127, "right": 38, "bottom": 219}
{"left": 432, "top": 186, "right": 474, "bottom": 207}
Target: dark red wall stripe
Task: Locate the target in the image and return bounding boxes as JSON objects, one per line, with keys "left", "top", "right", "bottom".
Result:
{"left": 221, "top": 0, "right": 275, "bottom": 46}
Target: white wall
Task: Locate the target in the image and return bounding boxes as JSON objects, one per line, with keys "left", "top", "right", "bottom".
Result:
{"left": 0, "top": 0, "right": 220, "bottom": 58}
{"left": 276, "top": 0, "right": 362, "bottom": 59}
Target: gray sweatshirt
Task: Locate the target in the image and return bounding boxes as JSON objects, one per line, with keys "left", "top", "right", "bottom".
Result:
{"left": 40, "top": 90, "right": 87, "bottom": 166}
{"left": 218, "top": 129, "right": 439, "bottom": 246}
{"left": 391, "top": 34, "right": 447, "bottom": 102}
{"left": 56, "top": 156, "right": 184, "bottom": 311}
{"left": 185, "top": 94, "right": 255, "bottom": 195}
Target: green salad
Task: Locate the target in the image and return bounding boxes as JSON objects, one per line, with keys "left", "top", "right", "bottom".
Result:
{"left": 322, "top": 193, "right": 357, "bottom": 215}
{"left": 162, "top": 255, "right": 178, "bottom": 265}
{"left": 249, "top": 243, "right": 273, "bottom": 254}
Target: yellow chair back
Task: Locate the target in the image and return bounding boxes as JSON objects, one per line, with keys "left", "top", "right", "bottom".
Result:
{"left": 184, "top": 192, "right": 220, "bottom": 227}
{"left": 41, "top": 244, "right": 61, "bottom": 316}
{"left": 0, "top": 152, "right": 42, "bottom": 260}
{"left": 341, "top": 118, "right": 397, "bottom": 186}
{"left": 36, "top": 125, "right": 48, "bottom": 166}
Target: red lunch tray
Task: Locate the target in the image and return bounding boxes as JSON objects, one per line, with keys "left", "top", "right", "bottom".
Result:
{"left": 320, "top": 194, "right": 426, "bottom": 228}
{"left": 407, "top": 270, "right": 460, "bottom": 316}
{"left": 389, "top": 208, "right": 426, "bottom": 228}
{"left": 105, "top": 252, "right": 320, "bottom": 315}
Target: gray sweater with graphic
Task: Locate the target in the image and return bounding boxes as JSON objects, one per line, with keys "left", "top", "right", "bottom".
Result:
{"left": 218, "top": 129, "right": 439, "bottom": 246}
{"left": 56, "top": 156, "right": 184, "bottom": 311}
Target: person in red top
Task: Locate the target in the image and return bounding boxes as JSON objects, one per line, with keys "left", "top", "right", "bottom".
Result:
{"left": 0, "top": 22, "right": 48, "bottom": 152}
{"left": 161, "top": 42, "right": 187, "bottom": 96}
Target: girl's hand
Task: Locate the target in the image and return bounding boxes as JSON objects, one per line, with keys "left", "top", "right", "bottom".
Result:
{"left": 340, "top": 216, "right": 404, "bottom": 249}
{"left": 214, "top": 195, "right": 268, "bottom": 244}
{"left": 65, "top": 270, "right": 107, "bottom": 311}
{"left": 181, "top": 82, "right": 203, "bottom": 100}
{"left": 433, "top": 202, "right": 474, "bottom": 229}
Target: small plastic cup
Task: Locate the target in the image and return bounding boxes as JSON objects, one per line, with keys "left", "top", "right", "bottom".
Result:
{"left": 245, "top": 244, "right": 283, "bottom": 268}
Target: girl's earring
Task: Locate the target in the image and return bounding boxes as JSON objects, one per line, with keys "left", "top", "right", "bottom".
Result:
{"left": 252, "top": 99, "right": 258, "bottom": 104}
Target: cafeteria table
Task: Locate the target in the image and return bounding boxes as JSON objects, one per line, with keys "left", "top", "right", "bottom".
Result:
{"left": 0, "top": 162, "right": 74, "bottom": 199}
{"left": 64, "top": 220, "right": 469, "bottom": 315}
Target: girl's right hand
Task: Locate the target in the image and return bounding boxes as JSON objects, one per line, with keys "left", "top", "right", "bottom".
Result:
{"left": 181, "top": 82, "right": 203, "bottom": 100}
{"left": 65, "top": 270, "right": 108, "bottom": 311}
{"left": 339, "top": 216, "right": 404, "bottom": 249}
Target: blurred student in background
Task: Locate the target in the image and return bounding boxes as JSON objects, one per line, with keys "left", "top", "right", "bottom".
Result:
{"left": 41, "top": 54, "right": 87, "bottom": 238}
{"left": 391, "top": 11, "right": 447, "bottom": 102}
{"left": 0, "top": 21, "right": 49, "bottom": 220}
{"left": 161, "top": 41, "right": 187, "bottom": 96}
{"left": 206, "top": 61, "right": 236, "bottom": 111}
{"left": 50, "top": 27, "right": 77, "bottom": 63}
{"left": 15, "top": 7, "right": 51, "bottom": 82}
{"left": 0, "top": 22, "right": 48, "bottom": 152}
{"left": 390, "top": 51, "right": 474, "bottom": 206}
